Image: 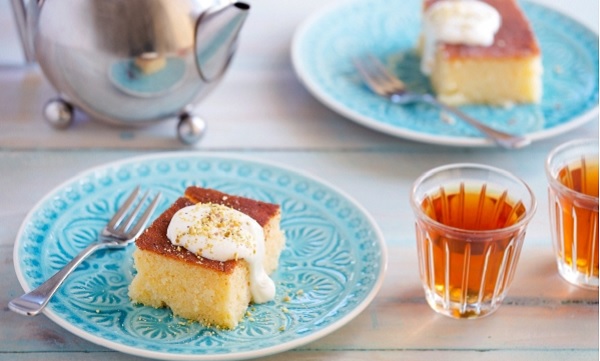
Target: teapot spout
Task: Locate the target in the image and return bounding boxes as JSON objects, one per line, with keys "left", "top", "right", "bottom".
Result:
{"left": 195, "top": 2, "right": 250, "bottom": 82}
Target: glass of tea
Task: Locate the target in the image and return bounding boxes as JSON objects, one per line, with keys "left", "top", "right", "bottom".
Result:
{"left": 545, "top": 139, "right": 599, "bottom": 289}
{"left": 410, "top": 163, "right": 536, "bottom": 319}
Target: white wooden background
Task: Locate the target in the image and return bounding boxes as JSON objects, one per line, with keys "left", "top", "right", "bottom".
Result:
{"left": 0, "top": 0, "right": 598, "bottom": 360}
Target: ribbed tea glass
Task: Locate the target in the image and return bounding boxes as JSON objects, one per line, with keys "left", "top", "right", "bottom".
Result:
{"left": 410, "top": 164, "right": 536, "bottom": 319}
{"left": 546, "top": 139, "right": 599, "bottom": 289}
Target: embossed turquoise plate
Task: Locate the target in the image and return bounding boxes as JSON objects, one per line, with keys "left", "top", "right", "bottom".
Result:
{"left": 292, "top": 0, "right": 599, "bottom": 147}
{"left": 13, "top": 154, "right": 387, "bottom": 360}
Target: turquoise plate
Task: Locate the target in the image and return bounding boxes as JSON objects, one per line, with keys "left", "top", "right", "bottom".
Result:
{"left": 12, "top": 153, "right": 387, "bottom": 360}
{"left": 291, "top": 0, "right": 599, "bottom": 147}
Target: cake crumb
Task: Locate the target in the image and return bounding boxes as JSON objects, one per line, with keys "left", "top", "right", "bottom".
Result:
{"left": 501, "top": 101, "right": 515, "bottom": 110}
{"left": 440, "top": 111, "right": 455, "bottom": 125}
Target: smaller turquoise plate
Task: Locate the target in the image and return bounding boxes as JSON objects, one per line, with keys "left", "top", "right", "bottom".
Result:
{"left": 291, "top": 0, "right": 599, "bottom": 147}
{"left": 12, "top": 153, "right": 387, "bottom": 360}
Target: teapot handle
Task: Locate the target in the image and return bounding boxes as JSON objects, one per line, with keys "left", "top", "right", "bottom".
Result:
{"left": 9, "top": 0, "right": 33, "bottom": 62}
{"left": 9, "top": 0, "right": 43, "bottom": 62}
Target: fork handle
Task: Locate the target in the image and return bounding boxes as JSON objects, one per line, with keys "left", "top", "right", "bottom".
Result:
{"left": 421, "top": 94, "right": 531, "bottom": 149}
{"left": 8, "top": 242, "right": 106, "bottom": 316}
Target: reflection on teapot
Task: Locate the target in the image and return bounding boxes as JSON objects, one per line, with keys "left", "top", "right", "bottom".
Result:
{"left": 11, "top": 0, "right": 250, "bottom": 144}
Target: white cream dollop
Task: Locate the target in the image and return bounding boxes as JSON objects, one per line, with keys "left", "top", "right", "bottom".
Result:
{"left": 421, "top": 0, "right": 501, "bottom": 74}
{"left": 166, "top": 203, "right": 275, "bottom": 303}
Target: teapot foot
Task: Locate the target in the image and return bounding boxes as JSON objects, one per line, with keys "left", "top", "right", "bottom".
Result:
{"left": 177, "top": 112, "right": 206, "bottom": 145}
{"left": 43, "top": 98, "right": 74, "bottom": 129}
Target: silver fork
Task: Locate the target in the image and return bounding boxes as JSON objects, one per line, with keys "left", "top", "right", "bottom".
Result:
{"left": 8, "top": 186, "right": 161, "bottom": 316}
{"left": 353, "top": 54, "right": 531, "bottom": 149}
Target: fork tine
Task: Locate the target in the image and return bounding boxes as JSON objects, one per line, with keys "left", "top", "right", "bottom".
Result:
{"left": 127, "top": 192, "right": 161, "bottom": 238}
{"left": 353, "top": 54, "right": 388, "bottom": 96}
{"left": 353, "top": 56, "right": 384, "bottom": 94}
{"left": 354, "top": 55, "right": 407, "bottom": 96}
{"left": 116, "top": 190, "right": 150, "bottom": 233}
{"left": 106, "top": 186, "right": 140, "bottom": 230}
{"left": 366, "top": 54, "right": 407, "bottom": 90}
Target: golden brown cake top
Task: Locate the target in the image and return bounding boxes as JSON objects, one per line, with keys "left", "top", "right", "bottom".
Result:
{"left": 424, "top": 0, "right": 540, "bottom": 59}
{"left": 135, "top": 187, "right": 280, "bottom": 272}
{"left": 185, "top": 186, "right": 279, "bottom": 228}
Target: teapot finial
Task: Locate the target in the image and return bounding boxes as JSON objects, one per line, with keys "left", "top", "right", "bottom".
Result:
{"left": 195, "top": 2, "right": 250, "bottom": 82}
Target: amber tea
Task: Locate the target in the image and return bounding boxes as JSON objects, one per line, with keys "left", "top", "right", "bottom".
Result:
{"left": 549, "top": 155, "right": 599, "bottom": 287}
{"left": 412, "top": 164, "right": 535, "bottom": 319}
{"left": 420, "top": 183, "right": 527, "bottom": 231}
{"left": 418, "top": 184, "right": 526, "bottom": 318}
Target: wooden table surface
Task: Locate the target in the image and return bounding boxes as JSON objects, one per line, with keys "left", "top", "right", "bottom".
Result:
{"left": 0, "top": 0, "right": 598, "bottom": 360}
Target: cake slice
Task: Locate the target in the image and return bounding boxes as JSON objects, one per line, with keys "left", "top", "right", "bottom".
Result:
{"left": 420, "top": 0, "right": 542, "bottom": 105}
{"left": 128, "top": 186, "right": 285, "bottom": 329}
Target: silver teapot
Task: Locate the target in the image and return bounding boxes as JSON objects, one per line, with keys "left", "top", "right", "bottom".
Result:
{"left": 11, "top": 0, "right": 250, "bottom": 144}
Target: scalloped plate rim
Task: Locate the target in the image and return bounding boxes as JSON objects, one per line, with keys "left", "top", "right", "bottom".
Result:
{"left": 291, "top": 0, "right": 599, "bottom": 147}
{"left": 12, "top": 152, "right": 388, "bottom": 361}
